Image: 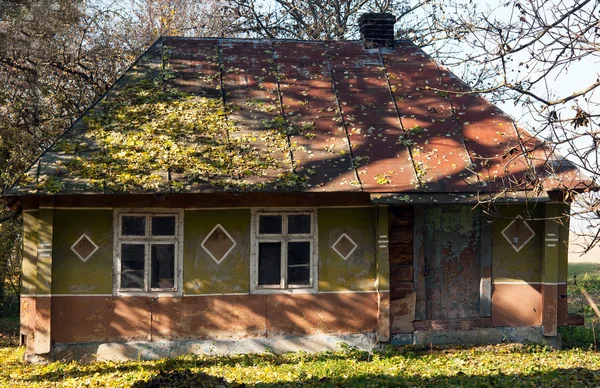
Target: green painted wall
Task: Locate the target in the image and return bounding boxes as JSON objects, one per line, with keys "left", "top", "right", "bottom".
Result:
{"left": 492, "top": 205, "right": 544, "bottom": 283}
{"left": 183, "top": 209, "right": 251, "bottom": 294}
{"left": 557, "top": 203, "right": 570, "bottom": 284}
{"left": 318, "top": 207, "right": 377, "bottom": 292}
{"left": 42, "top": 206, "right": 378, "bottom": 295}
{"left": 52, "top": 210, "right": 113, "bottom": 294}
{"left": 22, "top": 211, "right": 39, "bottom": 295}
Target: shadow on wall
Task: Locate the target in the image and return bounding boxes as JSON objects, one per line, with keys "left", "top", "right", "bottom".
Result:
{"left": 68, "top": 292, "right": 380, "bottom": 345}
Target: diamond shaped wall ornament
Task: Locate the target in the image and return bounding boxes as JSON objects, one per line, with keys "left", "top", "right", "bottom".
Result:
{"left": 332, "top": 233, "right": 358, "bottom": 260}
{"left": 71, "top": 233, "right": 99, "bottom": 262}
{"left": 202, "top": 224, "right": 237, "bottom": 264}
{"left": 501, "top": 216, "right": 536, "bottom": 252}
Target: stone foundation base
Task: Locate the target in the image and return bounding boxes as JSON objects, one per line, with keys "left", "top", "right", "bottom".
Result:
{"left": 47, "top": 333, "right": 378, "bottom": 362}
{"left": 25, "top": 326, "right": 561, "bottom": 363}
{"left": 390, "top": 326, "right": 561, "bottom": 348}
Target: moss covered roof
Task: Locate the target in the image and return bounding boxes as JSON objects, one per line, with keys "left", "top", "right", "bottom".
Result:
{"left": 6, "top": 37, "right": 591, "bottom": 197}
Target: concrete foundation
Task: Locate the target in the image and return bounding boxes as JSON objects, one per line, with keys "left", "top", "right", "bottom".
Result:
{"left": 43, "top": 326, "right": 561, "bottom": 363}
{"left": 51, "top": 333, "right": 378, "bottom": 362}
{"left": 390, "top": 326, "right": 561, "bottom": 348}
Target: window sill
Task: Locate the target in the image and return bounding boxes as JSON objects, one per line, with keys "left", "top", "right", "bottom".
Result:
{"left": 115, "top": 291, "right": 182, "bottom": 297}
{"left": 250, "top": 287, "right": 318, "bottom": 295}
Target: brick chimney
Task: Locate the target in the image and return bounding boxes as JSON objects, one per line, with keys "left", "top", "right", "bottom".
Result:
{"left": 358, "top": 13, "right": 396, "bottom": 49}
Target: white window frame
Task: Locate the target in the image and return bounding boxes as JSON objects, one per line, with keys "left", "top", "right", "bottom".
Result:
{"left": 113, "top": 209, "right": 184, "bottom": 296}
{"left": 250, "top": 208, "right": 318, "bottom": 294}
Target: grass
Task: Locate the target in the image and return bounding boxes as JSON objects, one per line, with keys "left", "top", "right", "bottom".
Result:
{"left": 560, "top": 262, "right": 600, "bottom": 349}
{"left": 0, "top": 302, "right": 19, "bottom": 348}
{"left": 2, "top": 343, "right": 600, "bottom": 387}
{"left": 568, "top": 262, "right": 600, "bottom": 278}
{"left": 2, "top": 263, "right": 600, "bottom": 386}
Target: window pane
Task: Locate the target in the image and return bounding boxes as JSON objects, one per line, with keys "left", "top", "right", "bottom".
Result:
{"left": 259, "top": 215, "right": 282, "bottom": 234}
{"left": 151, "top": 216, "right": 176, "bottom": 236}
{"left": 288, "top": 241, "right": 310, "bottom": 266}
{"left": 288, "top": 215, "right": 311, "bottom": 234}
{"left": 258, "top": 242, "right": 281, "bottom": 285}
{"left": 121, "top": 244, "right": 145, "bottom": 289}
{"left": 151, "top": 244, "right": 175, "bottom": 289}
{"left": 288, "top": 266, "right": 310, "bottom": 285}
{"left": 122, "top": 216, "right": 146, "bottom": 236}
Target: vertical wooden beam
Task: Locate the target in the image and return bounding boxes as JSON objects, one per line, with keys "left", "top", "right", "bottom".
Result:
{"left": 479, "top": 214, "right": 492, "bottom": 317}
{"left": 375, "top": 205, "right": 390, "bottom": 342}
{"left": 34, "top": 204, "right": 54, "bottom": 355}
{"left": 413, "top": 205, "right": 426, "bottom": 320}
{"left": 21, "top": 211, "right": 39, "bottom": 353}
{"left": 542, "top": 203, "right": 560, "bottom": 336}
{"left": 557, "top": 204, "right": 570, "bottom": 327}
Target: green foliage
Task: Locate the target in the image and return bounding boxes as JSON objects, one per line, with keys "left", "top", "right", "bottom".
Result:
{"left": 52, "top": 80, "right": 295, "bottom": 192}
{"left": 374, "top": 173, "right": 392, "bottom": 185}
{"left": 4, "top": 344, "right": 600, "bottom": 386}
{"left": 560, "top": 325, "right": 600, "bottom": 350}
{"left": 0, "top": 305, "right": 18, "bottom": 347}
{"left": 396, "top": 125, "right": 424, "bottom": 148}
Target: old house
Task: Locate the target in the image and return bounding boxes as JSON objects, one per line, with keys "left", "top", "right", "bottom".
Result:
{"left": 3, "top": 13, "right": 592, "bottom": 362}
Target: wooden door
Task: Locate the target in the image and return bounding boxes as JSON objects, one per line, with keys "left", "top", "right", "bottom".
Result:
{"left": 423, "top": 205, "right": 481, "bottom": 319}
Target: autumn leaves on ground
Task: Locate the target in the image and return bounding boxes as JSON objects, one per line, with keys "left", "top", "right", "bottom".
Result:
{"left": 1, "top": 268, "right": 600, "bottom": 388}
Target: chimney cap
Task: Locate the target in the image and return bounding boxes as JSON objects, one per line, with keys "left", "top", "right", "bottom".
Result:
{"left": 358, "top": 13, "right": 396, "bottom": 49}
{"left": 357, "top": 13, "right": 396, "bottom": 23}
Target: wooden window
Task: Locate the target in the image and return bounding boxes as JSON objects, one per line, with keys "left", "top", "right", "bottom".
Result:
{"left": 251, "top": 210, "right": 317, "bottom": 293}
{"left": 115, "top": 212, "right": 181, "bottom": 294}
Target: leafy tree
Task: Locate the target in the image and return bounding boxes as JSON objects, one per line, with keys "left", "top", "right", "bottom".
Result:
{"left": 0, "top": 0, "right": 237, "bottom": 302}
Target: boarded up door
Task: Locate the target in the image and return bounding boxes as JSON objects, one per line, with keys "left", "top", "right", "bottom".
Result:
{"left": 423, "top": 205, "right": 481, "bottom": 319}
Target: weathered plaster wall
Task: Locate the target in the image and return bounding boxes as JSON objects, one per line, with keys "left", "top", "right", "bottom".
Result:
{"left": 52, "top": 210, "right": 113, "bottom": 294}
{"left": 318, "top": 207, "right": 377, "bottom": 292}
{"left": 492, "top": 205, "right": 543, "bottom": 283}
{"left": 34, "top": 206, "right": 380, "bottom": 347}
{"left": 51, "top": 293, "right": 379, "bottom": 343}
{"left": 491, "top": 205, "right": 544, "bottom": 326}
{"left": 183, "top": 209, "right": 250, "bottom": 294}
{"left": 22, "top": 211, "right": 39, "bottom": 295}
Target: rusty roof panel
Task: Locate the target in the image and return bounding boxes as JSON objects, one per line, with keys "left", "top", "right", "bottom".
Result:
{"left": 219, "top": 41, "right": 294, "bottom": 190}
{"left": 445, "top": 95, "right": 531, "bottom": 191}
{"left": 383, "top": 48, "right": 477, "bottom": 192}
{"left": 166, "top": 40, "right": 221, "bottom": 98}
{"left": 275, "top": 41, "right": 357, "bottom": 191}
{"left": 7, "top": 37, "right": 591, "bottom": 197}
{"left": 327, "top": 42, "right": 416, "bottom": 192}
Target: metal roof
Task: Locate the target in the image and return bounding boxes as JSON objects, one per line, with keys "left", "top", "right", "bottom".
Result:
{"left": 5, "top": 37, "right": 593, "bottom": 198}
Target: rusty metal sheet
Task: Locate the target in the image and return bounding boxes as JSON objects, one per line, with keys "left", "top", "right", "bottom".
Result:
{"left": 328, "top": 42, "right": 416, "bottom": 192}
{"left": 439, "top": 69, "right": 532, "bottom": 192}
{"left": 515, "top": 126, "right": 591, "bottom": 191}
{"left": 219, "top": 40, "right": 294, "bottom": 189}
{"left": 383, "top": 48, "right": 477, "bottom": 192}
{"left": 166, "top": 39, "right": 221, "bottom": 98}
{"left": 8, "top": 38, "right": 592, "bottom": 197}
{"left": 275, "top": 41, "right": 358, "bottom": 191}
{"left": 274, "top": 42, "right": 328, "bottom": 62}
